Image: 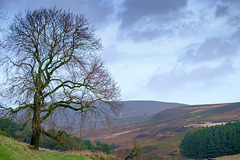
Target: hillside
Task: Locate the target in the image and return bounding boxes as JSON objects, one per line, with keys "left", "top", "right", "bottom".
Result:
{"left": 0, "top": 133, "right": 117, "bottom": 160}
{"left": 41, "top": 100, "right": 185, "bottom": 130}
{"left": 149, "top": 102, "right": 240, "bottom": 126}
{"left": 83, "top": 102, "right": 240, "bottom": 159}
{"left": 1, "top": 100, "right": 185, "bottom": 159}
{"left": 3, "top": 101, "right": 240, "bottom": 159}
{"left": 113, "top": 101, "right": 185, "bottom": 124}
{"left": 0, "top": 133, "right": 41, "bottom": 160}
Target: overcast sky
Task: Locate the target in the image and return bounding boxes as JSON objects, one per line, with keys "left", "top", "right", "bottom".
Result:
{"left": 1, "top": 0, "right": 240, "bottom": 105}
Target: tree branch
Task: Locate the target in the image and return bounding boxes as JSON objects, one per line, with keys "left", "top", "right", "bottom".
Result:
{"left": 41, "top": 128, "right": 69, "bottom": 145}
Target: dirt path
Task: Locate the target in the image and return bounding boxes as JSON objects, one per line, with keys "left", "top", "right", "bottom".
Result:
{"left": 103, "top": 128, "right": 140, "bottom": 139}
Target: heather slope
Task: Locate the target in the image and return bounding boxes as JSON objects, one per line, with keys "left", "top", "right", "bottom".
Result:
{"left": 86, "top": 102, "right": 240, "bottom": 159}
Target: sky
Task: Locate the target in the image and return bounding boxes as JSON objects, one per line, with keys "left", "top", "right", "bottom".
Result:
{"left": 1, "top": 0, "right": 240, "bottom": 105}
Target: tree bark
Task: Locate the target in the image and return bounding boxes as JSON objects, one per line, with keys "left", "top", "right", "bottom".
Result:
{"left": 30, "top": 108, "right": 41, "bottom": 150}
{"left": 30, "top": 124, "right": 41, "bottom": 150}
{"left": 30, "top": 93, "right": 42, "bottom": 150}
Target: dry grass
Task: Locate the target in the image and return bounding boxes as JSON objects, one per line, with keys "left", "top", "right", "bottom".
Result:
{"left": 103, "top": 128, "right": 140, "bottom": 139}
{"left": 20, "top": 139, "right": 119, "bottom": 160}
{"left": 215, "top": 154, "right": 240, "bottom": 160}
{"left": 184, "top": 122, "right": 227, "bottom": 128}
{"left": 189, "top": 104, "right": 226, "bottom": 114}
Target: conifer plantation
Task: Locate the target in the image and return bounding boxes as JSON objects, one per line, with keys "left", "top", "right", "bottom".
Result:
{"left": 180, "top": 122, "right": 240, "bottom": 159}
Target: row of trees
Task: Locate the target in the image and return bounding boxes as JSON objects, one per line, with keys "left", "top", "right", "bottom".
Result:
{"left": 180, "top": 122, "right": 240, "bottom": 159}
{"left": 0, "top": 118, "right": 115, "bottom": 154}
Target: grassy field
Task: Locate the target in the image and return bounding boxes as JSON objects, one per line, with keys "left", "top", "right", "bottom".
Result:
{"left": 0, "top": 134, "right": 117, "bottom": 160}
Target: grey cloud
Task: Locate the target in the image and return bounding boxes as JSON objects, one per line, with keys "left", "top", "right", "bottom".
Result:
{"left": 147, "top": 62, "right": 234, "bottom": 95}
{"left": 67, "top": 0, "right": 115, "bottom": 27}
{"left": 1, "top": 0, "right": 115, "bottom": 28}
{"left": 214, "top": 0, "right": 240, "bottom": 26}
{"left": 118, "top": 0, "right": 188, "bottom": 41}
{"left": 56, "top": 0, "right": 115, "bottom": 27}
{"left": 231, "top": 27, "right": 240, "bottom": 41}
{"left": 116, "top": 0, "right": 240, "bottom": 41}
{"left": 119, "top": 26, "right": 173, "bottom": 41}
{"left": 228, "top": 15, "right": 240, "bottom": 26}
{"left": 215, "top": 5, "right": 229, "bottom": 18}
{"left": 179, "top": 37, "right": 238, "bottom": 63}
{"left": 119, "top": 0, "right": 187, "bottom": 28}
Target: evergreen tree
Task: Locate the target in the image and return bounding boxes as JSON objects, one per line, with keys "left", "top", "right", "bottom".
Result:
{"left": 207, "top": 139, "right": 216, "bottom": 158}
{"left": 180, "top": 121, "right": 240, "bottom": 159}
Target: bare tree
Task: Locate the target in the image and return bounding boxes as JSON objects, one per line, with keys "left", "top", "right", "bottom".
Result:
{"left": 125, "top": 141, "right": 142, "bottom": 160}
{"left": 0, "top": 7, "right": 121, "bottom": 150}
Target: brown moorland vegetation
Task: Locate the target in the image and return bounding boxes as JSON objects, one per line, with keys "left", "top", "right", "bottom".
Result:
{"left": 82, "top": 102, "right": 240, "bottom": 159}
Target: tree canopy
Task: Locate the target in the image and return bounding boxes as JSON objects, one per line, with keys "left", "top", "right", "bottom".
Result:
{"left": 0, "top": 7, "right": 121, "bottom": 150}
{"left": 180, "top": 122, "right": 240, "bottom": 159}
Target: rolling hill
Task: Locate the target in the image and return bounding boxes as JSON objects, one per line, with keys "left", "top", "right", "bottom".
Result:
{"left": 83, "top": 102, "right": 240, "bottom": 159}
{"left": 40, "top": 100, "right": 185, "bottom": 131}
{"left": 3, "top": 100, "right": 240, "bottom": 159}
{"left": 112, "top": 100, "right": 185, "bottom": 124}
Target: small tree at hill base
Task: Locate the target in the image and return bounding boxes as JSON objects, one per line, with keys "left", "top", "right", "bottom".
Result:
{"left": 0, "top": 7, "right": 121, "bottom": 150}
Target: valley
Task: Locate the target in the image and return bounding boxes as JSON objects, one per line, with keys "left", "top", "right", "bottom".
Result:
{"left": 81, "top": 101, "right": 240, "bottom": 159}
{"left": 3, "top": 100, "right": 240, "bottom": 159}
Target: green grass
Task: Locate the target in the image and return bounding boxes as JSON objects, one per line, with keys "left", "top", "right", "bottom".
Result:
{"left": 0, "top": 134, "right": 40, "bottom": 160}
{"left": 0, "top": 134, "right": 116, "bottom": 160}
{"left": 36, "top": 152, "right": 90, "bottom": 160}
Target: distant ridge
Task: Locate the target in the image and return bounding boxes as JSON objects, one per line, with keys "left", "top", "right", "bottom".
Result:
{"left": 2, "top": 100, "right": 186, "bottom": 128}
{"left": 109, "top": 100, "right": 186, "bottom": 124}
{"left": 120, "top": 100, "right": 186, "bottom": 117}
{"left": 148, "top": 102, "right": 240, "bottom": 125}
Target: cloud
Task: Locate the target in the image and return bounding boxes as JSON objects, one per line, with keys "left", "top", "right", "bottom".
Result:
{"left": 179, "top": 37, "right": 238, "bottom": 63}
{"left": 119, "top": 0, "right": 187, "bottom": 28}
{"left": 1, "top": 0, "right": 240, "bottom": 104}
{"left": 215, "top": 5, "right": 229, "bottom": 18}
{"left": 231, "top": 27, "right": 240, "bottom": 41}
{"left": 115, "top": 0, "right": 240, "bottom": 41}
{"left": 214, "top": 0, "right": 240, "bottom": 26}
{"left": 1, "top": 0, "right": 115, "bottom": 28}
{"left": 66, "top": 0, "right": 115, "bottom": 27}
{"left": 117, "top": 0, "right": 188, "bottom": 41}
{"left": 100, "top": 45, "right": 124, "bottom": 64}
{"left": 146, "top": 62, "right": 235, "bottom": 96}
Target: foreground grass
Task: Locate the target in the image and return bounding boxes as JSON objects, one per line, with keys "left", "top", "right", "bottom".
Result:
{"left": 36, "top": 152, "right": 90, "bottom": 160}
{"left": 0, "top": 134, "right": 40, "bottom": 160}
{"left": 36, "top": 151, "right": 118, "bottom": 160}
{"left": 3, "top": 133, "right": 240, "bottom": 160}
{"left": 0, "top": 134, "right": 117, "bottom": 160}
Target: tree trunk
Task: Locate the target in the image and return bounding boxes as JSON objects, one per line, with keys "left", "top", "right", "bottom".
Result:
{"left": 30, "top": 124, "right": 41, "bottom": 150}
{"left": 30, "top": 99, "right": 41, "bottom": 150}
